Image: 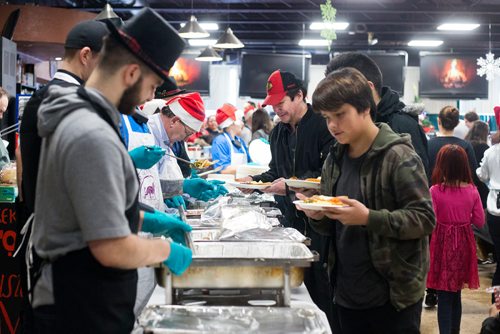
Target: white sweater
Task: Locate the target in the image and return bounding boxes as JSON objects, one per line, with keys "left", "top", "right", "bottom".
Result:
{"left": 477, "top": 143, "right": 500, "bottom": 216}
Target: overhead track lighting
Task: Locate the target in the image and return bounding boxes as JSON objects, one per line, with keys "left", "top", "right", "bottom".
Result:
{"left": 437, "top": 23, "right": 480, "bottom": 31}
{"left": 408, "top": 40, "right": 443, "bottom": 47}
{"left": 298, "top": 39, "right": 331, "bottom": 47}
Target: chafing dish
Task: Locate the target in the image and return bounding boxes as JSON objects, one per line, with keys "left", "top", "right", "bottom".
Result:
{"left": 139, "top": 305, "right": 331, "bottom": 333}
{"left": 155, "top": 242, "right": 318, "bottom": 306}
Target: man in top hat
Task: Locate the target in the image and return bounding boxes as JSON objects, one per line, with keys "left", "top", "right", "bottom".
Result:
{"left": 212, "top": 103, "right": 251, "bottom": 174}
{"left": 31, "top": 8, "right": 192, "bottom": 333}
{"left": 236, "top": 69, "right": 336, "bottom": 328}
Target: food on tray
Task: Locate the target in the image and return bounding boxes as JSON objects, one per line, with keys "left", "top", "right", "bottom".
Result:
{"left": 303, "top": 195, "right": 348, "bottom": 206}
{"left": 304, "top": 177, "right": 321, "bottom": 183}
{"left": 192, "top": 159, "right": 215, "bottom": 169}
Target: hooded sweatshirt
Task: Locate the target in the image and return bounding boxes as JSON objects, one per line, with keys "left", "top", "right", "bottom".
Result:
{"left": 32, "top": 85, "right": 139, "bottom": 307}
{"left": 377, "top": 87, "right": 429, "bottom": 176}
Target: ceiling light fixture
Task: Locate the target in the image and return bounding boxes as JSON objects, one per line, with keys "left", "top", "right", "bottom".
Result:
{"left": 95, "top": 3, "right": 123, "bottom": 27}
{"left": 214, "top": 2, "right": 244, "bottom": 49}
{"left": 298, "top": 39, "right": 331, "bottom": 47}
{"left": 196, "top": 46, "right": 223, "bottom": 62}
{"left": 179, "top": 15, "right": 210, "bottom": 39}
{"left": 437, "top": 23, "right": 480, "bottom": 31}
{"left": 180, "top": 22, "right": 219, "bottom": 31}
{"left": 408, "top": 40, "right": 443, "bottom": 47}
{"left": 188, "top": 39, "right": 217, "bottom": 47}
{"left": 310, "top": 22, "right": 349, "bottom": 30}
{"left": 54, "top": 57, "right": 62, "bottom": 61}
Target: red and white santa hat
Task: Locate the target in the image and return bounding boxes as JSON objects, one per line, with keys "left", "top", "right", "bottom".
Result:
{"left": 216, "top": 103, "right": 238, "bottom": 129}
{"left": 166, "top": 92, "right": 206, "bottom": 132}
{"left": 141, "top": 93, "right": 206, "bottom": 132}
{"left": 494, "top": 106, "right": 500, "bottom": 130}
{"left": 243, "top": 103, "right": 255, "bottom": 121}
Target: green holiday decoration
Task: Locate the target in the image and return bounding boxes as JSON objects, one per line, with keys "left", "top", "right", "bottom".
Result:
{"left": 320, "top": 0, "right": 337, "bottom": 50}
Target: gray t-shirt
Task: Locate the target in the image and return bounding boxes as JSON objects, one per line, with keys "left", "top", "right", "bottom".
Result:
{"left": 334, "top": 152, "right": 389, "bottom": 309}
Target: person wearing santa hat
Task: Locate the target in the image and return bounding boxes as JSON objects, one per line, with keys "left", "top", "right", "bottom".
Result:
{"left": 212, "top": 103, "right": 251, "bottom": 174}
{"left": 145, "top": 93, "right": 227, "bottom": 203}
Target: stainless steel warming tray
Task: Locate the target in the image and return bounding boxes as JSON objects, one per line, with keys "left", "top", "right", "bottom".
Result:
{"left": 139, "top": 305, "right": 331, "bottom": 333}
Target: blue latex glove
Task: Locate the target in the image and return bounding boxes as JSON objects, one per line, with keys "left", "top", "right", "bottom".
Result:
{"left": 164, "top": 242, "right": 192, "bottom": 275}
{"left": 142, "top": 210, "right": 192, "bottom": 239}
{"left": 197, "top": 181, "right": 229, "bottom": 201}
{"left": 164, "top": 195, "right": 186, "bottom": 210}
{"left": 129, "top": 145, "right": 165, "bottom": 169}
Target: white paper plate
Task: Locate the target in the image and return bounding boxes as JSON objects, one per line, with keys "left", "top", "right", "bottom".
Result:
{"left": 229, "top": 182, "right": 272, "bottom": 190}
{"left": 293, "top": 200, "right": 348, "bottom": 211}
{"left": 285, "top": 179, "right": 321, "bottom": 190}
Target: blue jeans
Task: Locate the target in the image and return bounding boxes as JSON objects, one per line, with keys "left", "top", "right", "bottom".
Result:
{"left": 437, "top": 290, "right": 461, "bottom": 334}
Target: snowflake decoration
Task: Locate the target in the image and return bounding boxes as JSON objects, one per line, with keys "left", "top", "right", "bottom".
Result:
{"left": 477, "top": 52, "right": 500, "bottom": 81}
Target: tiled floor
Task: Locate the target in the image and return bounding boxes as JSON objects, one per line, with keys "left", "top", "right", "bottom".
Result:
{"left": 420, "top": 263, "right": 495, "bottom": 334}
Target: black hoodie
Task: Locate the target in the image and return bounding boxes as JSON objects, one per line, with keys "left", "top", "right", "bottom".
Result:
{"left": 377, "top": 87, "right": 429, "bottom": 176}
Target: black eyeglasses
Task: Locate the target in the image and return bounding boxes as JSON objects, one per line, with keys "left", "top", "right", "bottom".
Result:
{"left": 181, "top": 121, "right": 195, "bottom": 140}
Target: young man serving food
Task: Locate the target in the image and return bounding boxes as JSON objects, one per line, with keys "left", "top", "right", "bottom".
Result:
{"left": 296, "top": 67, "right": 435, "bottom": 333}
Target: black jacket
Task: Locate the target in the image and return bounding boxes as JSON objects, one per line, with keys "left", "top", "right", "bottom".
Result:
{"left": 377, "top": 87, "right": 430, "bottom": 176}
{"left": 19, "top": 70, "right": 83, "bottom": 212}
{"left": 252, "top": 104, "right": 334, "bottom": 232}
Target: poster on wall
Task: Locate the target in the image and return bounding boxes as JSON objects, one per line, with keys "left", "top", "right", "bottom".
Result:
{"left": 419, "top": 53, "right": 488, "bottom": 99}
{"left": 168, "top": 54, "right": 210, "bottom": 95}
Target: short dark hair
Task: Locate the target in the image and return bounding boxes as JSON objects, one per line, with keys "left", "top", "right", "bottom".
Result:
{"left": 98, "top": 36, "right": 152, "bottom": 77}
{"left": 251, "top": 108, "right": 272, "bottom": 135}
{"left": 431, "top": 144, "right": 473, "bottom": 187}
{"left": 464, "top": 111, "right": 479, "bottom": 123}
{"left": 286, "top": 85, "right": 307, "bottom": 103}
{"left": 438, "top": 106, "right": 460, "bottom": 131}
{"left": 312, "top": 67, "right": 377, "bottom": 120}
{"left": 160, "top": 105, "right": 175, "bottom": 118}
{"left": 0, "top": 87, "right": 8, "bottom": 99}
{"left": 465, "top": 120, "right": 489, "bottom": 144}
{"left": 325, "top": 52, "right": 383, "bottom": 96}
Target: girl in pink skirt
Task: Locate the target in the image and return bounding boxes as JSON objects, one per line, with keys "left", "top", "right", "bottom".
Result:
{"left": 427, "top": 144, "right": 485, "bottom": 334}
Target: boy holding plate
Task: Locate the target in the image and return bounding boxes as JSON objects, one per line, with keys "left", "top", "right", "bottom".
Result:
{"left": 296, "top": 67, "right": 435, "bottom": 333}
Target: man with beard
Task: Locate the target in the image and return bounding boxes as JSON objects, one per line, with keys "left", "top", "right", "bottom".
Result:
{"left": 30, "top": 9, "right": 192, "bottom": 333}
{"left": 325, "top": 52, "right": 429, "bottom": 176}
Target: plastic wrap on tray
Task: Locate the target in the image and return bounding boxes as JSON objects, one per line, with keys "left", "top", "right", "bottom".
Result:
{"left": 139, "top": 305, "right": 330, "bottom": 333}
{"left": 222, "top": 227, "right": 307, "bottom": 243}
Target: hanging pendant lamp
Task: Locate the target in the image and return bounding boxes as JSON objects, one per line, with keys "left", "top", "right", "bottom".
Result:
{"left": 179, "top": 15, "right": 210, "bottom": 39}
{"left": 214, "top": 27, "right": 244, "bottom": 49}
{"left": 196, "top": 46, "right": 222, "bottom": 62}
{"left": 95, "top": 3, "right": 123, "bottom": 27}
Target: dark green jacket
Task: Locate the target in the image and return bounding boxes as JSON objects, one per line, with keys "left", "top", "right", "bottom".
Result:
{"left": 309, "top": 123, "right": 435, "bottom": 310}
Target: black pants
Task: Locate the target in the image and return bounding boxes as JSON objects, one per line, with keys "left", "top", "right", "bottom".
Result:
{"left": 32, "top": 305, "right": 56, "bottom": 334}
{"left": 487, "top": 213, "right": 500, "bottom": 291}
{"left": 336, "top": 299, "right": 423, "bottom": 334}
{"left": 437, "top": 290, "right": 461, "bottom": 334}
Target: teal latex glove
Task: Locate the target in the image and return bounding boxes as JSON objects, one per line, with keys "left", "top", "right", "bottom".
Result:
{"left": 164, "top": 195, "right": 186, "bottom": 210}
{"left": 142, "top": 210, "right": 192, "bottom": 238}
{"left": 164, "top": 242, "right": 192, "bottom": 275}
{"left": 183, "top": 178, "right": 215, "bottom": 199}
{"left": 129, "top": 145, "right": 165, "bottom": 169}
{"left": 190, "top": 169, "right": 200, "bottom": 178}
{"left": 197, "top": 181, "right": 228, "bottom": 201}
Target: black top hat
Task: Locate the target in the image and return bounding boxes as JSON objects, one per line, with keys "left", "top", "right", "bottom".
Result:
{"left": 155, "top": 77, "right": 187, "bottom": 99}
{"left": 106, "top": 8, "right": 186, "bottom": 82}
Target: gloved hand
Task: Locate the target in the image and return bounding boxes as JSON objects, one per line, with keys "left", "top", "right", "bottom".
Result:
{"left": 190, "top": 169, "right": 200, "bottom": 179}
{"left": 183, "top": 179, "right": 228, "bottom": 200}
{"left": 164, "top": 195, "right": 186, "bottom": 210}
{"left": 197, "top": 180, "right": 228, "bottom": 201}
{"left": 164, "top": 242, "right": 192, "bottom": 275}
{"left": 129, "top": 145, "right": 165, "bottom": 169}
{"left": 142, "top": 210, "right": 192, "bottom": 239}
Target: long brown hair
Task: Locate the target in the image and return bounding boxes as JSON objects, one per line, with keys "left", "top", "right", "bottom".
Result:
{"left": 251, "top": 108, "right": 272, "bottom": 134}
{"left": 431, "top": 144, "right": 473, "bottom": 187}
{"left": 464, "top": 120, "right": 489, "bottom": 144}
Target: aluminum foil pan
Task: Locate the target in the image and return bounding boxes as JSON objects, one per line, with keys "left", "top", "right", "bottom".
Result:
{"left": 192, "top": 228, "right": 308, "bottom": 244}
{"left": 191, "top": 242, "right": 313, "bottom": 260}
{"left": 140, "top": 305, "right": 330, "bottom": 333}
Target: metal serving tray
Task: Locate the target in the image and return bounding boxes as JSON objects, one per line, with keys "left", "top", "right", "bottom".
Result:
{"left": 140, "top": 305, "right": 331, "bottom": 333}
{"left": 191, "top": 228, "right": 309, "bottom": 245}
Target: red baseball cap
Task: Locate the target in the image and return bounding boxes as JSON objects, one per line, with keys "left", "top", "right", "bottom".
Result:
{"left": 262, "top": 70, "right": 302, "bottom": 107}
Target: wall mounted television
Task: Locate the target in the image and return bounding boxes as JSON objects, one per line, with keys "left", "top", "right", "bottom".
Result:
{"left": 419, "top": 53, "right": 487, "bottom": 99}
{"left": 363, "top": 52, "right": 407, "bottom": 95}
{"left": 239, "top": 52, "right": 310, "bottom": 99}
{"left": 168, "top": 53, "right": 210, "bottom": 95}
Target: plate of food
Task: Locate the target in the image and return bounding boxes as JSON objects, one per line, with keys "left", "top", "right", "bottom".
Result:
{"left": 294, "top": 195, "right": 349, "bottom": 210}
{"left": 230, "top": 180, "right": 273, "bottom": 190}
{"left": 192, "top": 159, "right": 218, "bottom": 171}
{"left": 285, "top": 177, "right": 321, "bottom": 189}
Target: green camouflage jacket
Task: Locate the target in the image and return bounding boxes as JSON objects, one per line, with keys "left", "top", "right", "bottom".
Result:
{"left": 309, "top": 123, "right": 435, "bottom": 310}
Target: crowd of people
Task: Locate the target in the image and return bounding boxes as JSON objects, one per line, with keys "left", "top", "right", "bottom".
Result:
{"left": 1, "top": 7, "right": 500, "bottom": 334}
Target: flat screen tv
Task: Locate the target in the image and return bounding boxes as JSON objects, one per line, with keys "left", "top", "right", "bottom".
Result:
{"left": 239, "top": 53, "right": 310, "bottom": 98}
{"left": 364, "top": 52, "right": 406, "bottom": 95}
{"left": 168, "top": 54, "right": 209, "bottom": 94}
{"left": 419, "top": 53, "right": 488, "bottom": 99}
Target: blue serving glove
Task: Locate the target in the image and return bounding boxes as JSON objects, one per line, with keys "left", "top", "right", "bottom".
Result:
{"left": 129, "top": 145, "right": 165, "bottom": 169}
{"left": 164, "top": 242, "right": 192, "bottom": 275}
{"left": 164, "top": 195, "right": 186, "bottom": 210}
{"left": 183, "top": 179, "right": 228, "bottom": 201}
{"left": 142, "top": 210, "right": 192, "bottom": 244}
